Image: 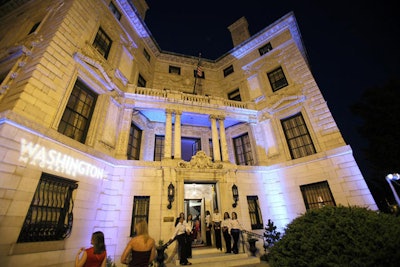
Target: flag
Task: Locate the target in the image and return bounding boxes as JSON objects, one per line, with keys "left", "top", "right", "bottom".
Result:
{"left": 197, "top": 64, "right": 203, "bottom": 77}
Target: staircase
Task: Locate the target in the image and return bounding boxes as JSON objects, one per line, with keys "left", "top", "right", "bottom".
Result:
{"left": 166, "top": 247, "right": 262, "bottom": 267}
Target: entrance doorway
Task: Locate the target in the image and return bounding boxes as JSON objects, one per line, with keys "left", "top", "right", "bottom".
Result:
{"left": 184, "top": 183, "right": 217, "bottom": 246}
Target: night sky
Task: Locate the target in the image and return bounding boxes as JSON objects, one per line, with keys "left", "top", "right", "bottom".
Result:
{"left": 143, "top": 1, "right": 399, "bottom": 201}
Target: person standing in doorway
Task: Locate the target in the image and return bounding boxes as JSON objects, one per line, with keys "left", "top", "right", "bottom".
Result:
{"left": 186, "top": 214, "right": 194, "bottom": 258}
{"left": 205, "top": 210, "right": 212, "bottom": 246}
{"left": 230, "top": 212, "right": 243, "bottom": 254}
{"left": 212, "top": 208, "right": 222, "bottom": 250}
{"left": 221, "top": 212, "right": 232, "bottom": 253}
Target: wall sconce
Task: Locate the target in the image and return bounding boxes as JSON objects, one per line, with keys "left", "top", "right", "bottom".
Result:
{"left": 167, "top": 183, "right": 175, "bottom": 209}
{"left": 232, "top": 184, "right": 239, "bottom": 208}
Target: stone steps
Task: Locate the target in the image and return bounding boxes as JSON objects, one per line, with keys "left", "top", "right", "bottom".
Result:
{"left": 167, "top": 247, "right": 261, "bottom": 266}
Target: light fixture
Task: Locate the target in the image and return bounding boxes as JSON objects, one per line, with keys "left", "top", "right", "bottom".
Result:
{"left": 232, "top": 184, "right": 239, "bottom": 208}
{"left": 386, "top": 173, "right": 400, "bottom": 207}
{"left": 167, "top": 183, "right": 175, "bottom": 209}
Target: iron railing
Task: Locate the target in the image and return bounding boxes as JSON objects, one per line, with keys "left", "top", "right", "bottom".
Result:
{"left": 17, "top": 174, "right": 78, "bottom": 242}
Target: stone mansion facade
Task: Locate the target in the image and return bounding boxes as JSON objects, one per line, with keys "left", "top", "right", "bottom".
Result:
{"left": 0, "top": 0, "right": 377, "bottom": 266}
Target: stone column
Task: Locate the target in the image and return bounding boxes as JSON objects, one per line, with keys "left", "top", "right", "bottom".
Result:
{"left": 174, "top": 111, "right": 182, "bottom": 159}
{"left": 115, "top": 108, "right": 135, "bottom": 159}
{"left": 210, "top": 115, "right": 221, "bottom": 162}
{"left": 218, "top": 116, "right": 229, "bottom": 162}
{"left": 164, "top": 110, "right": 173, "bottom": 159}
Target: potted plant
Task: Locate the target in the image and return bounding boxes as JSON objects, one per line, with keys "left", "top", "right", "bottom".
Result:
{"left": 155, "top": 239, "right": 169, "bottom": 266}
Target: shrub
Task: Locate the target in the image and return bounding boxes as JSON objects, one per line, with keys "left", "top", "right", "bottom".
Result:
{"left": 260, "top": 219, "right": 281, "bottom": 261}
{"left": 269, "top": 205, "right": 400, "bottom": 267}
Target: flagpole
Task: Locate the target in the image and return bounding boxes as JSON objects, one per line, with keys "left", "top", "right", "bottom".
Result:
{"left": 193, "top": 53, "right": 202, "bottom": 94}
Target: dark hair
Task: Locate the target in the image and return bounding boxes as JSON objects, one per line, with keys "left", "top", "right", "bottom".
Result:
{"left": 92, "top": 231, "right": 106, "bottom": 254}
{"left": 231, "top": 212, "right": 237, "bottom": 219}
{"left": 224, "top": 212, "right": 230, "bottom": 219}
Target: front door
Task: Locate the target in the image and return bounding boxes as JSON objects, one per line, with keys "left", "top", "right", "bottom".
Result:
{"left": 184, "top": 183, "right": 217, "bottom": 246}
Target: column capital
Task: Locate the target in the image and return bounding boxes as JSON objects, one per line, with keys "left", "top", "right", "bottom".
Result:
{"left": 209, "top": 114, "right": 218, "bottom": 120}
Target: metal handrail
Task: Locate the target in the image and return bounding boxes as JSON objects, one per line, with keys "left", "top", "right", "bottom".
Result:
{"left": 242, "top": 229, "right": 264, "bottom": 239}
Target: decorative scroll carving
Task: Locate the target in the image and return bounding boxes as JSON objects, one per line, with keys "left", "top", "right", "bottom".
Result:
{"left": 178, "top": 151, "right": 223, "bottom": 169}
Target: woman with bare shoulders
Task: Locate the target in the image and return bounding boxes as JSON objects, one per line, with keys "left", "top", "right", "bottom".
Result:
{"left": 75, "top": 231, "right": 107, "bottom": 267}
{"left": 121, "top": 220, "right": 156, "bottom": 267}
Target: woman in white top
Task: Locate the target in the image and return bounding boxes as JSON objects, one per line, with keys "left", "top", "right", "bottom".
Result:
{"left": 221, "top": 212, "right": 232, "bottom": 253}
{"left": 230, "top": 212, "right": 243, "bottom": 254}
{"left": 170, "top": 217, "right": 192, "bottom": 265}
{"left": 212, "top": 208, "right": 222, "bottom": 250}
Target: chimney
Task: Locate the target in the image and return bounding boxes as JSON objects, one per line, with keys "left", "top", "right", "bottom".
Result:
{"left": 132, "top": 0, "right": 149, "bottom": 20}
{"left": 228, "top": 16, "right": 251, "bottom": 47}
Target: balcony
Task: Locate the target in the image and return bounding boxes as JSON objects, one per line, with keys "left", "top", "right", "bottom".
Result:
{"left": 126, "top": 85, "right": 257, "bottom": 127}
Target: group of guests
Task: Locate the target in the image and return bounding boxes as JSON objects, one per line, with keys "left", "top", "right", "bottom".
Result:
{"left": 74, "top": 209, "right": 243, "bottom": 267}
{"left": 211, "top": 209, "right": 243, "bottom": 254}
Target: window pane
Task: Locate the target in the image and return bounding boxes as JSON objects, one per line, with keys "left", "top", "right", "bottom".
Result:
{"left": 154, "top": 135, "right": 165, "bottom": 161}
{"left": 58, "top": 80, "right": 97, "bottom": 143}
{"left": 233, "top": 133, "right": 253, "bottom": 166}
{"left": 127, "top": 123, "right": 142, "bottom": 160}
{"left": 281, "top": 113, "right": 316, "bottom": 159}
{"left": 247, "top": 196, "right": 263, "bottom": 229}
{"left": 300, "top": 181, "right": 336, "bottom": 210}
{"left": 93, "top": 28, "right": 112, "bottom": 59}
{"left": 131, "top": 196, "right": 150, "bottom": 236}
{"left": 268, "top": 67, "right": 288, "bottom": 92}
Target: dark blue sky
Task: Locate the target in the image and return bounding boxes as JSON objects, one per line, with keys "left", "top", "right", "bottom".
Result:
{"left": 143, "top": 0, "right": 399, "bottom": 182}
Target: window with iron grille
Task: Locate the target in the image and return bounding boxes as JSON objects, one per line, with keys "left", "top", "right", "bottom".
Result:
{"left": 93, "top": 27, "right": 112, "bottom": 59}
{"left": 154, "top": 135, "right": 165, "bottom": 161}
{"left": 267, "top": 66, "right": 288, "bottom": 92}
{"left": 143, "top": 48, "right": 150, "bottom": 62}
{"left": 130, "top": 196, "right": 150, "bottom": 236}
{"left": 233, "top": 133, "right": 254, "bottom": 166}
{"left": 258, "top": 42, "right": 273, "bottom": 56}
{"left": 58, "top": 79, "right": 97, "bottom": 143}
{"left": 281, "top": 113, "right": 316, "bottom": 159}
{"left": 300, "top": 181, "right": 336, "bottom": 210}
{"left": 127, "top": 123, "right": 142, "bottom": 160}
{"left": 228, "top": 88, "right": 241, "bottom": 101}
{"left": 169, "top": 65, "right": 181, "bottom": 75}
{"left": 137, "top": 73, "right": 146, "bottom": 87}
{"left": 17, "top": 173, "right": 78, "bottom": 243}
{"left": 223, "top": 65, "right": 234, "bottom": 77}
{"left": 108, "top": 2, "right": 121, "bottom": 20}
{"left": 247, "top": 196, "right": 263, "bottom": 230}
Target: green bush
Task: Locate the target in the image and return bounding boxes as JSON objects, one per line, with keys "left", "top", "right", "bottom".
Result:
{"left": 269, "top": 205, "right": 400, "bottom": 267}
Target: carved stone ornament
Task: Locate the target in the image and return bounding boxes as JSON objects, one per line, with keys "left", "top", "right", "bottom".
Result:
{"left": 178, "top": 151, "right": 223, "bottom": 169}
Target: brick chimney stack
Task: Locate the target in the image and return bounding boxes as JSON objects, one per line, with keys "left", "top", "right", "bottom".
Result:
{"left": 228, "top": 16, "right": 251, "bottom": 47}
